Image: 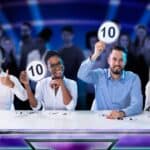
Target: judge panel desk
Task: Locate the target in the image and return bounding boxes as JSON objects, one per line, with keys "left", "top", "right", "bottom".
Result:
{"left": 0, "top": 110, "right": 150, "bottom": 131}
{"left": 0, "top": 111, "right": 150, "bottom": 150}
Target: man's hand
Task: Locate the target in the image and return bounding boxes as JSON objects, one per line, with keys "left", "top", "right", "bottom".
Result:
{"left": 50, "top": 78, "right": 63, "bottom": 89}
{"left": 106, "top": 110, "right": 125, "bottom": 119}
{"left": 0, "top": 70, "right": 14, "bottom": 88}
{"left": 91, "top": 41, "right": 105, "bottom": 61}
{"left": 20, "top": 71, "right": 29, "bottom": 86}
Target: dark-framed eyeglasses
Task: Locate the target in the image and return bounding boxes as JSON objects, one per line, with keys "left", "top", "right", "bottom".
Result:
{"left": 48, "top": 61, "right": 62, "bottom": 69}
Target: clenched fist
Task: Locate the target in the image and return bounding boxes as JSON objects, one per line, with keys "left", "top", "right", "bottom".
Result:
{"left": 50, "top": 78, "right": 63, "bottom": 89}
{"left": 91, "top": 41, "right": 105, "bottom": 61}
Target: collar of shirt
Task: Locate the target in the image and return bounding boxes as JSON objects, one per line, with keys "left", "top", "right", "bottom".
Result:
{"left": 106, "top": 69, "right": 125, "bottom": 81}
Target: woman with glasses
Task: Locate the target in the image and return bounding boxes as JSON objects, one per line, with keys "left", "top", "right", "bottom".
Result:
{"left": 20, "top": 51, "right": 77, "bottom": 110}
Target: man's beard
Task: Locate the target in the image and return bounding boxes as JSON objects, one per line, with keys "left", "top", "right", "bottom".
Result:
{"left": 110, "top": 66, "right": 123, "bottom": 75}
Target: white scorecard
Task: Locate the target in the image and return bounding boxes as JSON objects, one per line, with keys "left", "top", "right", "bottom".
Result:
{"left": 98, "top": 21, "right": 120, "bottom": 44}
{"left": 26, "top": 60, "right": 46, "bottom": 81}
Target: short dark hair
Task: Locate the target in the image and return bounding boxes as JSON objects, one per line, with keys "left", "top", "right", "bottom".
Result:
{"left": 38, "top": 27, "right": 52, "bottom": 42}
{"left": 0, "top": 46, "right": 5, "bottom": 58}
{"left": 135, "top": 24, "right": 147, "bottom": 31}
{"left": 111, "top": 46, "right": 127, "bottom": 54}
{"left": 61, "top": 25, "right": 73, "bottom": 33}
{"left": 44, "top": 51, "right": 61, "bottom": 64}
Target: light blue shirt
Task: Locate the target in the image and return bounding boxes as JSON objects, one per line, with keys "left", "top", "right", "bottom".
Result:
{"left": 78, "top": 58, "right": 143, "bottom": 116}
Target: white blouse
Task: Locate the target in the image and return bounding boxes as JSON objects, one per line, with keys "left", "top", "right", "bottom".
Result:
{"left": 33, "top": 77, "right": 77, "bottom": 110}
{"left": 0, "top": 72, "right": 28, "bottom": 110}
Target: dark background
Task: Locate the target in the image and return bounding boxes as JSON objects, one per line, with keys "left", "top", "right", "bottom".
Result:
{"left": 0, "top": 0, "right": 149, "bottom": 52}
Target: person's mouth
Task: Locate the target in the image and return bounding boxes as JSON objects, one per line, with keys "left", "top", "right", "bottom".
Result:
{"left": 114, "top": 66, "right": 121, "bottom": 69}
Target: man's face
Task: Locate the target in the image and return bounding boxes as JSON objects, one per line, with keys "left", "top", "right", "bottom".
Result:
{"left": 61, "top": 31, "right": 73, "bottom": 43}
{"left": 1, "top": 39, "right": 13, "bottom": 53}
{"left": 47, "top": 56, "right": 64, "bottom": 78}
{"left": 120, "top": 35, "right": 129, "bottom": 48}
{"left": 108, "top": 50, "right": 126, "bottom": 75}
{"left": 136, "top": 28, "right": 146, "bottom": 39}
{"left": 21, "top": 25, "right": 31, "bottom": 38}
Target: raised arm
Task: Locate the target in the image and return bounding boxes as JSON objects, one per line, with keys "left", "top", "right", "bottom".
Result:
{"left": 77, "top": 41, "right": 105, "bottom": 83}
{"left": 0, "top": 69, "right": 27, "bottom": 101}
{"left": 19, "top": 71, "right": 40, "bottom": 109}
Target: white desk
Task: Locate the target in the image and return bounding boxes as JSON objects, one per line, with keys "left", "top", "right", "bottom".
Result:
{"left": 0, "top": 110, "right": 150, "bottom": 131}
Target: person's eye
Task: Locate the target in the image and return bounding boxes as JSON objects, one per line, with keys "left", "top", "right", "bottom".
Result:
{"left": 113, "top": 58, "right": 116, "bottom": 61}
{"left": 120, "top": 59, "right": 123, "bottom": 62}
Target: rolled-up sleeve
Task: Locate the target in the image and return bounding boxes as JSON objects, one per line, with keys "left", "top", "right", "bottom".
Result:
{"left": 122, "top": 75, "right": 143, "bottom": 116}
{"left": 11, "top": 76, "right": 28, "bottom": 101}
{"left": 65, "top": 80, "right": 77, "bottom": 110}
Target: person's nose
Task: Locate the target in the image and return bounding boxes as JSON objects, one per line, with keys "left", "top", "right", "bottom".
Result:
{"left": 115, "top": 60, "right": 120, "bottom": 66}
{"left": 55, "top": 65, "right": 62, "bottom": 71}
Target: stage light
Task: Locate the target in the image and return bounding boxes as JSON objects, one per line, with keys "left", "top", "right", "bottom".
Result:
{"left": 0, "top": 10, "right": 19, "bottom": 52}
{"left": 27, "top": 0, "right": 43, "bottom": 32}
{"left": 105, "top": 0, "right": 120, "bottom": 20}
{"left": 139, "top": 3, "right": 150, "bottom": 25}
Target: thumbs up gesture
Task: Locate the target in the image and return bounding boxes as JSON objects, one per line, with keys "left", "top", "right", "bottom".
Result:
{"left": 0, "top": 70, "right": 14, "bottom": 88}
